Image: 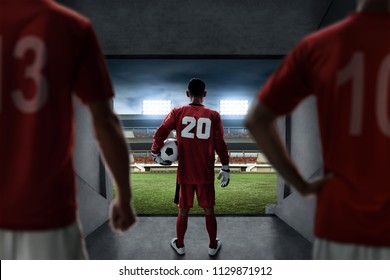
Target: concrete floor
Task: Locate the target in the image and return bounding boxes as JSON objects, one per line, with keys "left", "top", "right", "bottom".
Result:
{"left": 85, "top": 215, "right": 312, "bottom": 260}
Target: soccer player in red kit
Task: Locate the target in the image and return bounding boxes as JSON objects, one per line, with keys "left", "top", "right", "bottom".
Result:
{"left": 151, "top": 78, "right": 230, "bottom": 256}
{"left": 0, "top": 0, "right": 136, "bottom": 259}
{"left": 246, "top": 0, "right": 390, "bottom": 259}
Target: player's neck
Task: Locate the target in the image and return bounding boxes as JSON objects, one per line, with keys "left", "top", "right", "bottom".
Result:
{"left": 357, "top": 0, "right": 390, "bottom": 12}
{"left": 190, "top": 97, "right": 203, "bottom": 105}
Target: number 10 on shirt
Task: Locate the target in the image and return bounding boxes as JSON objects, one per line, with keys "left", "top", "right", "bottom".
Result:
{"left": 338, "top": 52, "right": 390, "bottom": 136}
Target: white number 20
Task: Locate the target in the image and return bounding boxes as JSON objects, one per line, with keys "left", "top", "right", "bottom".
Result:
{"left": 338, "top": 52, "right": 390, "bottom": 136}
{"left": 0, "top": 36, "right": 48, "bottom": 113}
{"left": 181, "top": 116, "right": 211, "bottom": 139}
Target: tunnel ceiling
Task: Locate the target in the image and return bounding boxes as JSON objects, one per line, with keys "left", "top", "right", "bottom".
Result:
{"left": 58, "top": 0, "right": 346, "bottom": 56}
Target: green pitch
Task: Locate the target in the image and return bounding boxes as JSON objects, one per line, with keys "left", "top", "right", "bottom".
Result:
{"left": 116, "top": 173, "right": 277, "bottom": 215}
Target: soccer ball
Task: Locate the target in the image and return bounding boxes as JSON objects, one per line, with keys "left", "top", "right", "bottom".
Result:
{"left": 160, "top": 138, "right": 178, "bottom": 162}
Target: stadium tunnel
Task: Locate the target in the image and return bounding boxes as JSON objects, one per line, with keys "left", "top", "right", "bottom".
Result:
{"left": 59, "top": 0, "right": 356, "bottom": 259}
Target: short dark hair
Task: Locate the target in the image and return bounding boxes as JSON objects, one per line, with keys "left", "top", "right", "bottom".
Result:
{"left": 188, "top": 78, "right": 205, "bottom": 96}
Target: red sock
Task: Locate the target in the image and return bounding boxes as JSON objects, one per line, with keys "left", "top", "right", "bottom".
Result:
{"left": 205, "top": 214, "right": 217, "bottom": 248}
{"left": 176, "top": 214, "right": 188, "bottom": 248}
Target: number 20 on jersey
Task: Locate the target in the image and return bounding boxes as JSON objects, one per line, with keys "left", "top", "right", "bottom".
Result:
{"left": 181, "top": 116, "right": 211, "bottom": 139}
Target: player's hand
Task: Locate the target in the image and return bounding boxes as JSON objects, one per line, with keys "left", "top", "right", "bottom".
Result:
{"left": 218, "top": 165, "right": 230, "bottom": 187}
{"left": 151, "top": 152, "right": 172, "bottom": 165}
{"left": 109, "top": 199, "right": 137, "bottom": 232}
{"left": 298, "top": 173, "right": 333, "bottom": 198}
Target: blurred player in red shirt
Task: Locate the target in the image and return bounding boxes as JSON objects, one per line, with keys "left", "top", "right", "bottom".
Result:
{"left": 246, "top": 0, "right": 390, "bottom": 259}
{"left": 0, "top": 0, "right": 136, "bottom": 259}
{"left": 152, "top": 78, "right": 230, "bottom": 256}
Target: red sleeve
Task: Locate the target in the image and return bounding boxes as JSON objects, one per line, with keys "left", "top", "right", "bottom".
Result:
{"left": 74, "top": 22, "right": 114, "bottom": 104}
{"left": 151, "top": 109, "right": 177, "bottom": 153}
{"left": 214, "top": 113, "right": 229, "bottom": 165}
{"left": 258, "top": 39, "right": 312, "bottom": 115}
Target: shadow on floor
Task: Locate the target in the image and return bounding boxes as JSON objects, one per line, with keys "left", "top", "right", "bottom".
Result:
{"left": 85, "top": 215, "right": 312, "bottom": 260}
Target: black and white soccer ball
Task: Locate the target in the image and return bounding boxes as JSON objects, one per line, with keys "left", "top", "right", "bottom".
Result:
{"left": 160, "top": 138, "right": 178, "bottom": 162}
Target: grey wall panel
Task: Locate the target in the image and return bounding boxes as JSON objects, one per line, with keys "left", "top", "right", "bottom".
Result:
{"left": 275, "top": 192, "right": 316, "bottom": 242}
{"left": 275, "top": 97, "right": 322, "bottom": 242}
{"left": 76, "top": 176, "right": 110, "bottom": 236}
{"left": 58, "top": 0, "right": 331, "bottom": 56}
{"left": 290, "top": 96, "right": 322, "bottom": 181}
{"left": 73, "top": 99, "right": 100, "bottom": 192}
{"left": 73, "top": 98, "right": 111, "bottom": 235}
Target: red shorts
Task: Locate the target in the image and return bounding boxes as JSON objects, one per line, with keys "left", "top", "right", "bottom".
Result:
{"left": 178, "top": 184, "right": 215, "bottom": 209}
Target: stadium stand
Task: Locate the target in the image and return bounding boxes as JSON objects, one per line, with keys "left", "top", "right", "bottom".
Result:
{"left": 121, "top": 115, "right": 274, "bottom": 173}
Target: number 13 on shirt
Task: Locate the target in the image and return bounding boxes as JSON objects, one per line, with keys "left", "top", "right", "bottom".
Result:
{"left": 0, "top": 36, "right": 48, "bottom": 114}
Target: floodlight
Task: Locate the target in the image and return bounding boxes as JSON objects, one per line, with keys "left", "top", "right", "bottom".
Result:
{"left": 143, "top": 100, "right": 171, "bottom": 115}
{"left": 219, "top": 100, "right": 248, "bottom": 115}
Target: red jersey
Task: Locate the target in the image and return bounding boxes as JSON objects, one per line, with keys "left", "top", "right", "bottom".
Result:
{"left": 259, "top": 12, "right": 390, "bottom": 247}
{"left": 0, "top": 0, "right": 114, "bottom": 230}
{"left": 152, "top": 104, "right": 229, "bottom": 185}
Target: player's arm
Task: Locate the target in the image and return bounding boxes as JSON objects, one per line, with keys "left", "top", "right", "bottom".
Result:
{"left": 151, "top": 111, "right": 176, "bottom": 165}
{"left": 88, "top": 99, "right": 136, "bottom": 231}
{"left": 245, "top": 100, "right": 330, "bottom": 196}
{"left": 214, "top": 114, "right": 230, "bottom": 187}
{"left": 152, "top": 125, "right": 172, "bottom": 152}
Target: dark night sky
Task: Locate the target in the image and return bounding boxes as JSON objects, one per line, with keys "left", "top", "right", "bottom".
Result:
{"left": 107, "top": 59, "right": 281, "bottom": 115}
